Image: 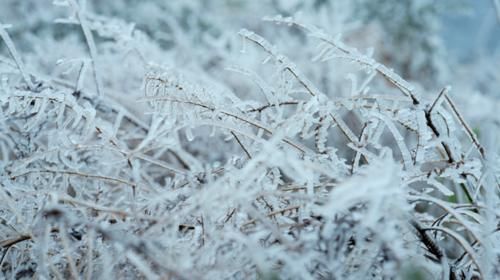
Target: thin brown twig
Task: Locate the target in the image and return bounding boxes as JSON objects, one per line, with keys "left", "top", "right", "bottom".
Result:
{"left": 409, "top": 220, "right": 443, "bottom": 262}
{"left": 10, "top": 169, "right": 140, "bottom": 190}
{"left": 0, "top": 234, "right": 31, "bottom": 249}
{"left": 231, "top": 131, "right": 252, "bottom": 159}
{"left": 425, "top": 89, "right": 456, "bottom": 163}
{"left": 428, "top": 86, "right": 449, "bottom": 114}
{"left": 443, "top": 93, "right": 485, "bottom": 158}
{"left": 329, "top": 113, "right": 361, "bottom": 146}
{"left": 1, "top": 234, "right": 32, "bottom": 266}
{"left": 239, "top": 29, "right": 320, "bottom": 97}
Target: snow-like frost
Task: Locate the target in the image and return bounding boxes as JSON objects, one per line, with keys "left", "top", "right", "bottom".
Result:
{"left": 0, "top": 1, "right": 498, "bottom": 280}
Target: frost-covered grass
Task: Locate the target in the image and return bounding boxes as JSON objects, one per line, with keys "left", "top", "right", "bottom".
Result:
{"left": 1, "top": 1, "right": 499, "bottom": 279}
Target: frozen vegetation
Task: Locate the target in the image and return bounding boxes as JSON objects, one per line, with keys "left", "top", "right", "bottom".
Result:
{"left": 0, "top": 1, "right": 499, "bottom": 279}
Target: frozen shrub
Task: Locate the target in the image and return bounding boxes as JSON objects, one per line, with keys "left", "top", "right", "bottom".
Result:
{"left": 0, "top": 1, "right": 498, "bottom": 279}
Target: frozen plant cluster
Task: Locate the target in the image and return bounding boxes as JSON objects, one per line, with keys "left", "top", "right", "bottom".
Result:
{"left": 0, "top": 1, "right": 499, "bottom": 279}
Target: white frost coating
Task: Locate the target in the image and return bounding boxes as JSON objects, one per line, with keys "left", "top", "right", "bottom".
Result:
{"left": 0, "top": 24, "right": 34, "bottom": 89}
{"left": 0, "top": 3, "right": 494, "bottom": 280}
{"left": 415, "top": 110, "right": 432, "bottom": 164}
{"left": 427, "top": 177, "right": 454, "bottom": 196}
{"left": 319, "top": 155, "right": 408, "bottom": 229}
{"left": 185, "top": 126, "right": 194, "bottom": 142}
{"left": 67, "top": 0, "right": 102, "bottom": 97}
{"left": 371, "top": 112, "right": 413, "bottom": 170}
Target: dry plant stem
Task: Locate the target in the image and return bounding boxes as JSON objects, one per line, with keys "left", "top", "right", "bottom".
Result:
{"left": 2, "top": 54, "right": 147, "bottom": 131}
{"left": 425, "top": 87, "right": 455, "bottom": 163}
{"left": 372, "top": 111, "right": 413, "bottom": 169}
{"left": 10, "top": 169, "right": 141, "bottom": 191}
{"left": 9, "top": 91, "right": 101, "bottom": 133}
{"left": 351, "top": 123, "right": 368, "bottom": 174}
{"left": 409, "top": 220, "right": 443, "bottom": 262}
{"left": 427, "top": 87, "right": 485, "bottom": 162}
{"left": 50, "top": 76, "right": 148, "bottom": 131}
{"left": 231, "top": 131, "right": 252, "bottom": 159}
{"left": 314, "top": 115, "right": 327, "bottom": 153}
{"left": 10, "top": 144, "right": 187, "bottom": 180}
{"left": 408, "top": 195, "right": 482, "bottom": 247}
{"left": 443, "top": 93, "right": 485, "bottom": 158}
{"left": 235, "top": 32, "right": 376, "bottom": 158}
{"left": 241, "top": 205, "right": 300, "bottom": 228}
{"left": 424, "top": 226, "right": 484, "bottom": 279}
{"left": 168, "top": 149, "right": 191, "bottom": 170}
{"left": 428, "top": 86, "right": 448, "bottom": 114}
{"left": 0, "top": 234, "right": 31, "bottom": 248}
{"left": 0, "top": 234, "right": 32, "bottom": 266}
{"left": 75, "top": 61, "right": 86, "bottom": 92}
{"left": 329, "top": 113, "right": 361, "bottom": 146}
{"left": 1, "top": 7, "right": 495, "bottom": 279}
{"left": 239, "top": 29, "right": 320, "bottom": 97}
{"left": 68, "top": 0, "right": 102, "bottom": 97}
{"left": 246, "top": 95, "right": 408, "bottom": 114}
{"left": 263, "top": 17, "right": 420, "bottom": 105}
{"left": 246, "top": 100, "right": 299, "bottom": 113}
{"left": 427, "top": 87, "right": 484, "bottom": 202}
{"left": 0, "top": 247, "right": 10, "bottom": 269}
{"left": 447, "top": 266, "right": 459, "bottom": 280}
{"left": 134, "top": 153, "right": 187, "bottom": 175}
{"left": 278, "top": 183, "right": 336, "bottom": 192}
{"left": 431, "top": 205, "right": 483, "bottom": 228}
{"left": 414, "top": 111, "right": 428, "bottom": 164}
{"left": 455, "top": 239, "right": 482, "bottom": 266}
{"left": 0, "top": 24, "right": 34, "bottom": 89}
{"left": 224, "top": 208, "right": 236, "bottom": 223}
{"left": 141, "top": 96, "right": 307, "bottom": 154}
{"left": 59, "top": 195, "right": 158, "bottom": 222}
